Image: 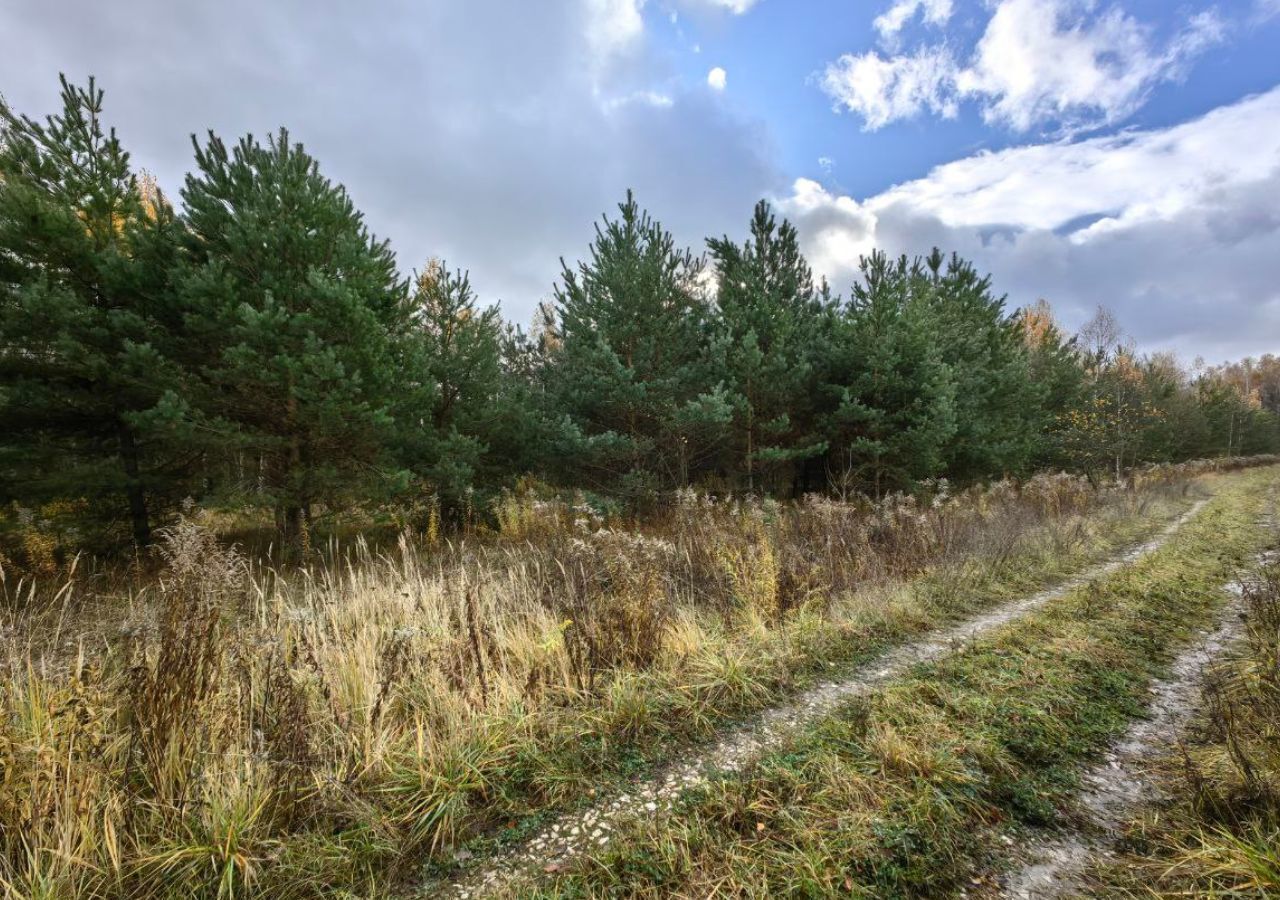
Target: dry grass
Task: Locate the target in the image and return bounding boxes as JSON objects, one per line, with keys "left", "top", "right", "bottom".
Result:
{"left": 511, "top": 467, "right": 1279, "bottom": 899}
{"left": 0, "top": 457, "right": 1273, "bottom": 898}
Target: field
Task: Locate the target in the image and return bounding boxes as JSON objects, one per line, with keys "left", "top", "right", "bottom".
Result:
{"left": 2, "top": 459, "right": 1278, "bottom": 899}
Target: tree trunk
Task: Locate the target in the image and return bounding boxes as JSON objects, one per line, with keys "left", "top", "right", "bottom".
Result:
{"left": 281, "top": 385, "right": 310, "bottom": 557}
{"left": 117, "top": 420, "right": 151, "bottom": 549}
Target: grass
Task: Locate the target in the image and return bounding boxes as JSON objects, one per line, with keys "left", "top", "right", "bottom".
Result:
{"left": 0, "top": 458, "right": 1272, "bottom": 898}
{"left": 510, "top": 466, "right": 1279, "bottom": 899}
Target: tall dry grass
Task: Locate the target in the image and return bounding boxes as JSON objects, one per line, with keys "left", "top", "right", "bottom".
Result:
{"left": 0, "top": 456, "right": 1273, "bottom": 898}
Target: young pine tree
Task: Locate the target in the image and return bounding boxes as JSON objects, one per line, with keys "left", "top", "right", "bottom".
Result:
{"left": 820, "top": 253, "right": 956, "bottom": 497}
{"left": 395, "top": 260, "right": 513, "bottom": 513}
{"left": 547, "top": 191, "right": 730, "bottom": 504}
{"left": 179, "top": 129, "right": 406, "bottom": 549}
{"left": 707, "top": 201, "right": 832, "bottom": 494}
{"left": 921, "top": 250, "right": 1040, "bottom": 481}
{"left": 0, "top": 76, "right": 196, "bottom": 550}
{"left": 1017, "top": 299, "right": 1087, "bottom": 468}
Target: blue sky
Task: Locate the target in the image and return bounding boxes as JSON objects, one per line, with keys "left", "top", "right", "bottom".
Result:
{"left": 660, "top": 0, "right": 1280, "bottom": 198}
{"left": 4, "top": 0, "right": 1279, "bottom": 361}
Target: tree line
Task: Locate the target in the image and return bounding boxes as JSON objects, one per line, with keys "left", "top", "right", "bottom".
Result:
{"left": 2, "top": 77, "right": 1277, "bottom": 555}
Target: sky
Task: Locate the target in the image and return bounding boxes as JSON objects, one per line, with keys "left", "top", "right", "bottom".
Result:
{"left": 3, "top": 0, "right": 1279, "bottom": 363}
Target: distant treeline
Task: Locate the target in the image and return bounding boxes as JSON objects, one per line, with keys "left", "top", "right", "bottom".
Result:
{"left": 2, "top": 77, "right": 1277, "bottom": 554}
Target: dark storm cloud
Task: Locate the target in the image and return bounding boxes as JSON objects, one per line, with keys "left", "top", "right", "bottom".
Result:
{"left": 2, "top": 0, "right": 780, "bottom": 324}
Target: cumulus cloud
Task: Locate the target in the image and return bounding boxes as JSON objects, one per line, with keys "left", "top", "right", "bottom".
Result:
{"left": 0, "top": 0, "right": 780, "bottom": 327}
{"left": 585, "top": 0, "right": 646, "bottom": 67}
{"left": 776, "top": 178, "right": 878, "bottom": 279}
{"left": 825, "top": 0, "right": 1225, "bottom": 132}
{"left": 820, "top": 45, "right": 958, "bottom": 129}
{"left": 873, "top": 0, "right": 954, "bottom": 41}
{"left": 707, "top": 66, "right": 727, "bottom": 91}
{"left": 779, "top": 86, "right": 1280, "bottom": 360}
{"left": 957, "top": 0, "right": 1224, "bottom": 131}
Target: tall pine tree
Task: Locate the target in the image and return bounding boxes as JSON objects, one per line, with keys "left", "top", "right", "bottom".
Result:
{"left": 921, "top": 250, "right": 1040, "bottom": 481}
{"left": 1017, "top": 299, "right": 1086, "bottom": 468}
{"left": 394, "top": 260, "right": 515, "bottom": 512}
{"left": 0, "top": 76, "right": 196, "bottom": 549}
{"left": 547, "top": 191, "right": 730, "bottom": 504}
{"left": 821, "top": 252, "right": 955, "bottom": 497}
{"left": 707, "top": 201, "right": 832, "bottom": 494}
{"left": 179, "top": 128, "right": 406, "bottom": 548}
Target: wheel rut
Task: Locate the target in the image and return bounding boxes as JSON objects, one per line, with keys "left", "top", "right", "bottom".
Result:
{"left": 426, "top": 501, "right": 1209, "bottom": 899}
{"left": 999, "top": 527, "right": 1276, "bottom": 899}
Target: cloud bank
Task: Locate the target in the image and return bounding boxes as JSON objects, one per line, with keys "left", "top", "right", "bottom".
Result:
{"left": 780, "top": 86, "right": 1280, "bottom": 361}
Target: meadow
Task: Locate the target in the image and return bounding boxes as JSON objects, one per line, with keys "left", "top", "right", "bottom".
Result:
{"left": 3, "top": 457, "right": 1277, "bottom": 898}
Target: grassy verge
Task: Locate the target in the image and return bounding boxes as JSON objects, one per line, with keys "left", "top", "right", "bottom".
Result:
{"left": 1082, "top": 553, "right": 1280, "bottom": 896}
{"left": 514, "top": 468, "right": 1278, "bottom": 899}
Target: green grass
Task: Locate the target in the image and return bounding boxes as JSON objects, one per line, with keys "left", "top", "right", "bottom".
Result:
{"left": 511, "top": 468, "right": 1279, "bottom": 899}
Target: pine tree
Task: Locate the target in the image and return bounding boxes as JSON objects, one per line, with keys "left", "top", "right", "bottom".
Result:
{"left": 921, "top": 250, "right": 1040, "bottom": 481}
{"left": 547, "top": 191, "right": 730, "bottom": 504}
{"left": 820, "top": 253, "right": 955, "bottom": 497}
{"left": 396, "top": 260, "right": 511, "bottom": 511}
{"left": 178, "top": 128, "right": 405, "bottom": 549}
{"left": 707, "top": 201, "right": 832, "bottom": 494}
{"left": 0, "top": 76, "right": 196, "bottom": 549}
{"left": 1017, "top": 299, "right": 1087, "bottom": 468}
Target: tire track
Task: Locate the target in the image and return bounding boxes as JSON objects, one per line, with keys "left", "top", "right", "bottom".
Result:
{"left": 1000, "top": 533, "right": 1276, "bottom": 899}
{"left": 428, "top": 501, "right": 1209, "bottom": 899}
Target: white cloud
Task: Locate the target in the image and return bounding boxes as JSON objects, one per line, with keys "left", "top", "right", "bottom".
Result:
{"left": 825, "top": 0, "right": 1225, "bottom": 132}
{"left": 780, "top": 86, "right": 1280, "bottom": 359}
{"left": 874, "top": 0, "right": 954, "bottom": 41}
{"left": 820, "top": 45, "right": 958, "bottom": 129}
{"left": 871, "top": 87, "right": 1280, "bottom": 232}
{"left": 585, "top": 0, "right": 645, "bottom": 69}
{"left": 707, "top": 66, "right": 727, "bottom": 91}
{"left": 957, "top": 0, "right": 1224, "bottom": 131}
{"left": 777, "top": 178, "right": 879, "bottom": 278}
{"left": 693, "top": 0, "right": 762, "bottom": 13}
